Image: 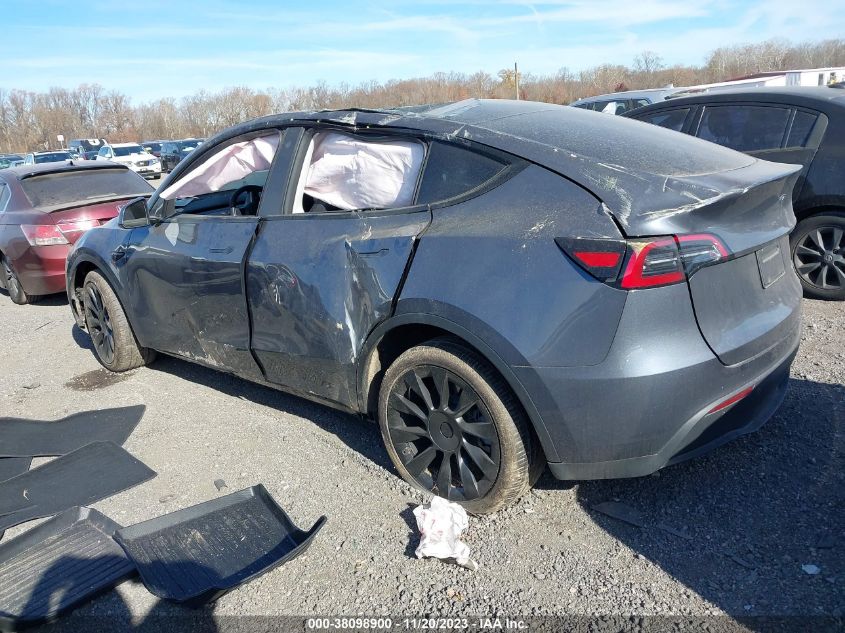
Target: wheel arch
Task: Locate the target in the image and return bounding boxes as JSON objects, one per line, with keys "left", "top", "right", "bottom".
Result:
{"left": 793, "top": 202, "right": 845, "bottom": 222}
{"left": 68, "top": 254, "right": 140, "bottom": 341}
{"left": 357, "top": 312, "right": 559, "bottom": 462}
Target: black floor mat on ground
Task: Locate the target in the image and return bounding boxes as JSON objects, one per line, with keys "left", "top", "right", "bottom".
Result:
{"left": 0, "top": 507, "right": 134, "bottom": 631}
{"left": 0, "top": 405, "right": 145, "bottom": 458}
{"left": 114, "top": 485, "right": 326, "bottom": 605}
{"left": 0, "top": 442, "right": 156, "bottom": 536}
{"left": 0, "top": 459, "right": 31, "bottom": 485}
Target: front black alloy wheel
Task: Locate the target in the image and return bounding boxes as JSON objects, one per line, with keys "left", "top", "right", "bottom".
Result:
{"left": 82, "top": 271, "right": 155, "bottom": 372}
{"left": 386, "top": 364, "right": 501, "bottom": 502}
{"left": 791, "top": 212, "right": 845, "bottom": 300}
{"left": 84, "top": 282, "right": 115, "bottom": 366}
{"left": 378, "top": 338, "right": 541, "bottom": 514}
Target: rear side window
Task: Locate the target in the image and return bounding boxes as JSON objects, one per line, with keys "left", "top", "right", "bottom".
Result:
{"left": 786, "top": 111, "right": 818, "bottom": 148}
{"left": 416, "top": 142, "right": 507, "bottom": 205}
{"left": 638, "top": 108, "right": 689, "bottom": 132}
{"left": 20, "top": 168, "right": 152, "bottom": 209}
{"left": 697, "top": 105, "right": 791, "bottom": 151}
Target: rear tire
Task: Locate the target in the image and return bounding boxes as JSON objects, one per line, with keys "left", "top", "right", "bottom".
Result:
{"left": 791, "top": 212, "right": 845, "bottom": 301}
{"left": 378, "top": 337, "right": 542, "bottom": 514}
{"left": 82, "top": 271, "right": 155, "bottom": 371}
{"left": 1, "top": 256, "right": 38, "bottom": 305}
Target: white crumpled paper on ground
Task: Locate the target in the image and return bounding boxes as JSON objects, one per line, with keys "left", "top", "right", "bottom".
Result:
{"left": 412, "top": 497, "right": 478, "bottom": 570}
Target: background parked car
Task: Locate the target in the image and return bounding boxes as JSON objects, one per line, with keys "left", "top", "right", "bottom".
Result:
{"left": 141, "top": 140, "right": 165, "bottom": 158}
{"left": 0, "top": 162, "right": 153, "bottom": 304}
{"left": 23, "top": 151, "right": 74, "bottom": 165}
{"left": 160, "top": 139, "right": 204, "bottom": 172}
{"left": 81, "top": 150, "right": 100, "bottom": 161}
{"left": 96, "top": 142, "right": 162, "bottom": 179}
{"left": 68, "top": 138, "right": 107, "bottom": 154}
{"left": 570, "top": 87, "right": 681, "bottom": 114}
{"left": 67, "top": 101, "right": 801, "bottom": 513}
{"left": 625, "top": 86, "right": 845, "bottom": 300}
{"left": 0, "top": 154, "right": 24, "bottom": 169}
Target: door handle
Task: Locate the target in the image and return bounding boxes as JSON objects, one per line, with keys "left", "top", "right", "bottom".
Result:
{"left": 209, "top": 246, "right": 234, "bottom": 254}
{"left": 111, "top": 245, "right": 128, "bottom": 262}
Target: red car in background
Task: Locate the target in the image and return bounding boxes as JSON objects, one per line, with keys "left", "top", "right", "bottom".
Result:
{"left": 0, "top": 162, "right": 153, "bottom": 304}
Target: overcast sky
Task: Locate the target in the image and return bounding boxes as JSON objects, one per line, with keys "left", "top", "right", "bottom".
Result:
{"left": 4, "top": 0, "right": 844, "bottom": 103}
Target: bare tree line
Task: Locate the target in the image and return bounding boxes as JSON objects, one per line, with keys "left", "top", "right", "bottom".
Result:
{"left": 1, "top": 38, "right": 844, "bottom": 154}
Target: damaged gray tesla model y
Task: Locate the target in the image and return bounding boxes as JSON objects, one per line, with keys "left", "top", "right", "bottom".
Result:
{"left": 66, "top": 100, "right": 802, "bottom": 513}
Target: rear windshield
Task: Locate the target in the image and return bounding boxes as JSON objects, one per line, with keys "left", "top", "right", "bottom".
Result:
{"left": 21, "top": 168, "right": 153, "bottom": 209}
{"left": 113, "top": 145, "right": 145, "bottom": 157}
{"left": 35, "top": 152, "right": 71, "bottom": 163}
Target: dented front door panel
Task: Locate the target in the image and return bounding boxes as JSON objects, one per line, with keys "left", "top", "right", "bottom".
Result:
{"left": 122, "top": 215, "right": 263, "bottom": 379}
{"left": 246, "top": 209, "right": 431, "bottom": 407}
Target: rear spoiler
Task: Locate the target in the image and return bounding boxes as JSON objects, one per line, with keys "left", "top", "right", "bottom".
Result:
{"left": 596, "top": 159, "right": 802, "bottom": 255}
{"left": 17, "top": 164, "right": 131, "bottom": 181}
{"left": 38, "top": 193, "right": 153, "bottom": 215}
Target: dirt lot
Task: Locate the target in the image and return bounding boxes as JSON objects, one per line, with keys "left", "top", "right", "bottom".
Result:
{"left": 0, "top": 289, "right": 842, "bottom": 630}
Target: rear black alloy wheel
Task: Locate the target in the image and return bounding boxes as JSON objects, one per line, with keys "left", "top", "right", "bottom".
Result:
{"left": 386, "top": 364, "right": 501, "bottom": 502}
{"left": 791, "top": 213, "right": 845, "bottom": 300}
{"left": 1, "top": 256, "right": 37, "bottom": 305}
{"left": 379, "top": 338, "right": 540, "bottom": 514}
{"left": 84, "top": 282, "right": 115, "bottom": 366}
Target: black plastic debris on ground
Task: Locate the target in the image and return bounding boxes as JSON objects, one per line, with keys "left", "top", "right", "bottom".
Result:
{"left": 114, "top": 485, "right": 326, "bottom": 605}
{"left": 0, "top": 460, "right": 31, "bottom": 486}
{"left": 0, "top": 442, "right": 156, "bottom": 536}
{"left": 0, "top": 507, "right": 134, "bottom": 631}
{"left": 0, "top": 405, "right": 145, "bottom": 458}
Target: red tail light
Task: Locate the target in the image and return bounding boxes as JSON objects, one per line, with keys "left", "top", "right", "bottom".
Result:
{"left": 620, "top": 238, "right": 685, "bottom": 289}
{"left": 620, "top": 233, "right": 729, "bottom": 289}
{"left": 555, "top": 237, "right": 626, "bottom": 282}
{"left": 21, "top": 224, "right": 69, "bottom": 246}
{"left": 557, "top": 233, "right": 729, "bottom": 289}
{"left": 56, "top": 219, "right": 99, "bottom": 240}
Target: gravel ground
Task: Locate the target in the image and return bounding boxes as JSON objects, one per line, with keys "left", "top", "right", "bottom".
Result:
{"left": 0, "top": 292, "right": 842, "bottom": 632}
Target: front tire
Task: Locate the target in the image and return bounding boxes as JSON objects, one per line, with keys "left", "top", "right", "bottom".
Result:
{"left": 82, "top": 271, "right": 155, "bottom": 371}
{"left": 1, "top": 256, "right": 38, "bottom": 305}
{"left": 378, "top": 338, "right": 541, "bottom": 514}
{"left": 791, "top": 212, "right": 845, "bottom": 301}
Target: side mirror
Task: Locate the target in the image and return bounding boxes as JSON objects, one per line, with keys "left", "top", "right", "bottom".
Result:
{"left": 119, "top": 197, "right": 150, "bottom": 228}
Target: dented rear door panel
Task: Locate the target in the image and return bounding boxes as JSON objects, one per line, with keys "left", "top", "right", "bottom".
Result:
{"left": 246, "top": 209, "right": 431, "bottom": 407}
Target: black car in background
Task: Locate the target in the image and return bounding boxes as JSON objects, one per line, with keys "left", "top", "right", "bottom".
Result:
{"left": 160, "top": 139, "right": 204, "bottom": 172}
{"left": 141, "top": 140, "right": 165, "bottom": 158}
{"left": 625, "top": 86, "right": 845, "bottom": 300}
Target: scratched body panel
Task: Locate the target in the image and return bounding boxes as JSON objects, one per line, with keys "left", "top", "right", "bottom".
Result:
{"left": 246, "top": 209, "right": 431, "bottom": 406}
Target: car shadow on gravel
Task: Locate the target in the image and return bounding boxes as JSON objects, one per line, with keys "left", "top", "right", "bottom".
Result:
{"left": 0, "top": 290, "right": 67, "bottom": 307}
{"left": 560, "top": 378, "right": 843, "bottom": 622}
{"left": 144, "top": 354, "right": 394, "bottom": 472}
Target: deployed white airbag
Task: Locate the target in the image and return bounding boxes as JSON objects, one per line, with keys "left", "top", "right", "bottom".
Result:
{"left": 303, "top": 132, "right": 424, "bottom": 210}
{"left": 161, "top": 134, "right": 279, "bottom": 200}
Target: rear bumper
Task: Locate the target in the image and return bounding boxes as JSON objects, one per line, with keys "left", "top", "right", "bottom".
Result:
{"left": 128, "top": 164, "right": 161, "bottom": 177}
{"left": 14, "top": 244, "right": 70, "bottom": 296}
{"left": 546, "top": 349, "right": 795, "bottom": 479}
{"left": 512, "top": 283, "right": 801, "bottom": 480}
